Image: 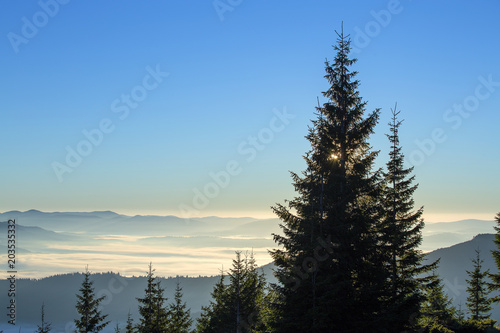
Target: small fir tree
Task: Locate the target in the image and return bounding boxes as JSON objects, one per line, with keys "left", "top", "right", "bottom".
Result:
{"left": 456, "top": 302, "right": 466, "bottom": 325}
{"left": 74, "top": 267, "right": 110, "bottom": 333}
{"left": 35, "top": 303, "right": 52, "bottom": 333}
{"left": 419, "top": 272, "right": 455, "bottom": 330}
{"left": 196, "top": 270, "right": 232, "bottom": 333}
{"left": 466, "top": 249, "right": 492, "bottom": 320}
{"left": 197, "top": 252, "right": 266, "bottom": 333}
{"left": 136, "top": 263, "right": 169, "bottom": 333}
{"left": 226, "top": 251, "right": 266, "bottom": 333}
{"left": 229, "top": 251, "right": 246, "bottom": 333}
{"left": 125, "top": 311, "right": 135, "bottom": 333}
{"left": 167, "top": 281, "right": 193, "bottom": 333}
{"left": 239, "top": 251, "right": 267, "bottom": 332}
{"left": 489, "top": 212, "right": 500, "bottom": 303}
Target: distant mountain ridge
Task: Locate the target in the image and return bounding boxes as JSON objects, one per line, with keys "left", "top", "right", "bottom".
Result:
{"left": 0, "top": 210, "right": 283, "bottom": 279}
{"left": 1, "top": 234, "right": 500, "bottom": 332}
{"left": 1, "top": 209, "right": 495, "bottom": 250}
{"left": 0, "top": 209, "right": 262, "bottom": 235}
{"left": 421, "top": 219, "right": 496, "bottom": 251}
{"left": 425, "top": 233, "right": 500, "bottom": 320}
{"left": 0, "top": 210, "right": 499, "bottom": 331}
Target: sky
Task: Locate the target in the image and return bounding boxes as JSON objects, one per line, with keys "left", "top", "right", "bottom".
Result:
{"left": 1, "top": 0, "right": 499, "bottom": 222}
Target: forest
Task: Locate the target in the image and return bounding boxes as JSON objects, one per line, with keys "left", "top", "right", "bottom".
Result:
{"left": 6, "top": 31, "right": 500, "bottom": 333}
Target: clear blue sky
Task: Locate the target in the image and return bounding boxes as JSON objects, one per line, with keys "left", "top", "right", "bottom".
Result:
{"left": 1, "top": 0, "right": 499, "bottom": 221}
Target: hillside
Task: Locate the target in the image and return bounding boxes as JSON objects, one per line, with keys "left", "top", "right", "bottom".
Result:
{"left": 425, "top": 233, "right": 499, "bottom": 316}
{"left": 2, "top": 234, "right": 500, "bottom": 331}
{"left": 1, "top": 211, "right": 499, "bottom": 331}
{"left": 0, "top": 270, "right": 260, "bottom": 332}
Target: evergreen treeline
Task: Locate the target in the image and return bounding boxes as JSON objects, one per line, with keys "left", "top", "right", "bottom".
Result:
{"left": 32, "top": 32, "right": 500, "bottom": 333}
{"left": 196, "top": 251, "right": 268, "bottom": 333}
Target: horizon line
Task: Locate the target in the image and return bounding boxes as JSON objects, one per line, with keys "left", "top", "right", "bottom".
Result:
{"left": 1, "top": 208, "right": 496, "bottom": 223}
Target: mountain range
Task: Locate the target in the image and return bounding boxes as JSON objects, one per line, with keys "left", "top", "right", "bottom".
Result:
{"left": 0, "top": 210, "right": 282, "bottom": 279}
{"left": 0, "top": 235, "right": 499, "bottom": 332}
{"left": 0, "top": 210, "right": 499, "bottom": 332}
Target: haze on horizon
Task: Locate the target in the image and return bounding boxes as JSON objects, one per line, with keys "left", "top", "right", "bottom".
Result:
{"left": 2, "top": 208, "right": 497, "bottom": 224}
{"left": 1, "top": 209, "right": 497, "bottom": 280}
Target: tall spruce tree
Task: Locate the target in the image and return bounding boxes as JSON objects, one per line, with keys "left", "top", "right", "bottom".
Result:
{"left": 270, "top": 28, "right": 385, "bottom": 332}
{"left": 378, "top": 104, "right": 438, "bottom": 330}
{"left": 74, "top": 268, "right": 110, "bottom": 333}
{"left": 136, "top": 263, "right": 169, "bottom": 333}
{"left": 167, "top": 281, "right": 193, "bottom": 333}
{"left": 466, "top": 249, "right": 492, "bottom": 320}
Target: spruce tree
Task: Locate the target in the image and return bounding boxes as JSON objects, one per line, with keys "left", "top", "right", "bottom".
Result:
{"left": 259, "top": 286, "right": 281, "bottom": 332}
{"left": 167, "top": 281, "right": 193, "bottom": 333}
{"left": 196, "top": 252, "right": 267, "bottom": 333}
{"left": 125, "top": 311, "right": 135, "bottom": 333}
{"left": 227, "top": 251, "right": 266, "bottom": 333}
{"left": 196, "top": 270, "right": 232, "bottom": 333}
{"left": 419, "top": 272, "right": 456, "bottom": 330}
{"left": 456, "top": 302, "right": 466, "bottom": 325}
{"left": 35, "top": 303, "right": 52, "bottom": 333}
{"left": 378, "top": 104, "right": 438, "bottom": 330}
{"left": 136, "top": 263, "right": 169, "bottom": 333}
{"left": 239, "top": 251, "right": 266, "bottom": 332}
{"left": 270, "top": 28, "right": 385, "bottom": 332}
{"left": 489, "top": 212, "right": 500, "bottom": 303}
{"left": 466, "top": 249, "right": 492, "bottom": 320}
{"left": 74, "top": 268, "right": 110, "bottom": 333}
{"left": 229, "top": 251, "right": 246, "bottom": 333}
